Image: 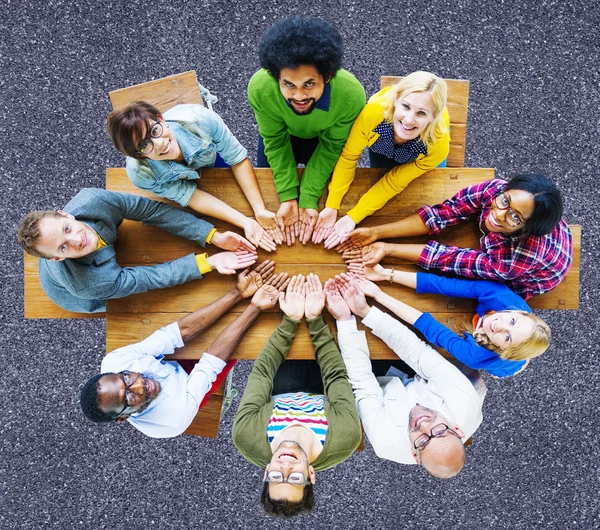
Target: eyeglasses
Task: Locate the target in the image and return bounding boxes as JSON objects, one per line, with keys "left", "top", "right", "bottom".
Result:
{"left": 413, "top": 423, "right": 462, "bottom": 452}
{"left": 264, "top": 471, "right": 311, "bottom": 486}
{"left": 136, "top": 120, "right": 164, "bottom": 155}
{"left": 116, "top": 371, "right": 138, "bottom": 417}
{"left": 494, "top": 193, "right": 525, "bottom": 227}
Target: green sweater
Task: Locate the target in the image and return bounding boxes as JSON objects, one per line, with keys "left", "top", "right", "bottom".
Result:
{"left": 232, "top": 315, "right": 362, "bottom": 471}
{"left": 248, "top": 69, "right": 366, "bottom": 209}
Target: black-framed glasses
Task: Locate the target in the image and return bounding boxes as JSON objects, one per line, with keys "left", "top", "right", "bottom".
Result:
{"left": 413, "top": 423, "right": 461, "bottom": 452}
{"left": 115, "top": 370, "right": 138, "bottom": 417}
{"left": 264, "top": 470, "right": 311, "bottom": 486}
{"left": 494, "top": 193, "right": 525, "bottom": 227}
{"left": 136, "top": 120, "right": 163, "bottom": 155}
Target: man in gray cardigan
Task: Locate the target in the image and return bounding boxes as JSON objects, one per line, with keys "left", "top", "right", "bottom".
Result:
{"left": 18, "top": 188, "right": 258, "bottom": 313}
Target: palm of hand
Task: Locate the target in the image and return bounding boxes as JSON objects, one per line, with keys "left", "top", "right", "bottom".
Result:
{"left": 362, "top": 243, "right": 386, "bottom": 265}
{"left": 351, "top": 228, "right": 376, "bottom": 247}
{"left": 281, "top": 291, "right": 305, "bottom": 320}
{"left": 253, "top": 285, "right": 280, "bottom": 309}
{"left": 305, "top": 291, "right": 325, "bottom": 319}
{"left": 237, "top": 271, "right": 262, "bottom": 298}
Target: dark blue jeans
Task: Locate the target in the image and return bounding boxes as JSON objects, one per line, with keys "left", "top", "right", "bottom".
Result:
{"left": 271, "top": 361, "right": 324, "bottom": 395}
{"left": 257, "top": 136, "right": 320, "bottom": 167}
{"left": 368, "top": 149, "right": 447, "bottom": 169}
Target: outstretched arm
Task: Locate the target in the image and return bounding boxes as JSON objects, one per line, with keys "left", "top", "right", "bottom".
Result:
{"left": 204, "top": 272, "right": 289, "bottom": 362}
{"left": 188, "top": 189, "right": 275, "bottom": 252}
{"left": 346, "top": 262, "right": 418, "bottom": 290}
{"left": 177, "top": 260, "right": 275, "bottom": 343}
{"left": 231, "top": 158, "right": 284, "bottom": 245}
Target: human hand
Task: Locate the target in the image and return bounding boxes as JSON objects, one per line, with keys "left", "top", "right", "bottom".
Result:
{"left": 324, "top": 278, "right": 351, "bottom": 321}
{"left": 278, "top": 274, "right": 306, "bottom": 320}
{"left": 210, "top": 230, "right": 256, "bottom": 252}
{"left": 250, "top": 272, "right": 290, "bottom": 310}
{"left": 304, "top": 273, "right": 325, "bottom": 319}
{"left": 298, "top": 208, "right": 318, "bottom": 245}
{"left": 343, "top": 242, "right": 387, "bottom": 266}
{"left": 335, "top": 273, "right": 371, "bottom": 318}
{"left": 244, "top": 218, "right": 277, "bottom": 252}
{"left": 276, "top": 200, "right": 299, "bottom": 246}
{"left": 347, "top": 262, "right": 390, "bottom": 283}
{"left": 354, "top": 276, "right": 383, "bottom": 298}
{"left": 255, "top": 209, "right": 285, "bottom": 246}
{"left": 207, "top": 249, "right": 258, "bottom": 275}
{"left": 324, "top": 215, "right": 357, "bottom": 249}
{"left": 236, "top": 260, "right": 276, "bottom": 299}
{"left": 336, "top": 227, "right": 378, "bottom": 252}
{"left": 311, "top": 207, "right": 337, "bottom": 244}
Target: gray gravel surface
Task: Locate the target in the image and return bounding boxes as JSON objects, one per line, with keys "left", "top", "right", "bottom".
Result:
{"left": 1, "top": 1, "right": 598, "bottom": 529}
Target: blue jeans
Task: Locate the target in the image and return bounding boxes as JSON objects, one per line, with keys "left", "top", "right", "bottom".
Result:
{"left": 213, "top": 153, "right": 229, "bottom": 168}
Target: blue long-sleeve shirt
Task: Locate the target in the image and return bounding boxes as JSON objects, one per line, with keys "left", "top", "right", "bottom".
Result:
{"left": 413, "top": 273, "right": 530, "bottom": 377}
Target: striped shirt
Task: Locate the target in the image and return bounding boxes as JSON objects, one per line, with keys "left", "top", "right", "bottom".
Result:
{"left": 267, "top": 392, "right": 329, "bottom": 446}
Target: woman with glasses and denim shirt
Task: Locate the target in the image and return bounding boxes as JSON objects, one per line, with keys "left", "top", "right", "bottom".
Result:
{"left": 340, "top": 174, "right": 573, "bottom": 300}
{"left": 107, "top": 101, "right": 283, "bottom": 251}
{"left": 342, "top": 267, "right": 551, "bottom": 378}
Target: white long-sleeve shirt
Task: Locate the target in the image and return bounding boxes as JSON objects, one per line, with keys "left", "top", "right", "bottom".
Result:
{"left": 101, "top": 322, "right": 226, "bottom": 438}
{"left": 337, "top": 308, "right": 486, "bottom": 464}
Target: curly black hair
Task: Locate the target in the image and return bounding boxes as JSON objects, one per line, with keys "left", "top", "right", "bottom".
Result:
{"left": 80, "top": 374, "right": 119, "bottom": 423}
{"left": 259, "top": 16, "right": 344, "bottom": 80}
{"left": 504, "top": 173, "right": 564, "bottom": 237}
{"left": 260, "top": 481, "right": 315, "bottom": 518}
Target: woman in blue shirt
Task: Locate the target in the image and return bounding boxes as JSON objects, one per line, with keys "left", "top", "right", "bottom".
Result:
{"left": 341, "top": 264, "right": 551, "bottom": 378}
{"left": 107, "top": 101, "right": 283, "bottom": 250}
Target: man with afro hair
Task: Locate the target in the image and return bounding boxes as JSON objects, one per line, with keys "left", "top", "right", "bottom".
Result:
{"left": 249, "top": 16, "right": 365, "bottom": 245}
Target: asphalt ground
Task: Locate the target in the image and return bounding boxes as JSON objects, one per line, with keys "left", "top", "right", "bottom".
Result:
{"left": 1, "top": 1, "right": 598, "bottom": 529}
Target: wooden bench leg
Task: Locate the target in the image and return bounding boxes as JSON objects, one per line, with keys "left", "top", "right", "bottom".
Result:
{"left": 220, "top": 368, "right": 238, "bottom": 420}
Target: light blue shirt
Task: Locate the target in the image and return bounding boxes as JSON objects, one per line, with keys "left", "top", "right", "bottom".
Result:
{"left": 101, "top": 322, "right": 227, "bottom": 439}
{"left": 125, "top": 104, "right": 248, "bottom": 206}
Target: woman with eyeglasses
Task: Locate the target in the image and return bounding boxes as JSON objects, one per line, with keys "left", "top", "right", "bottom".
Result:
{"left": 341, "top": 268, "right": 550, "bottom": 378}
{"left": 340, "top": 174, "right": 573, "bottom": 300}
{"left": 312, "top": 71, "right": 450, "bottom": 247}
{"left": 107, "top": 101, "right": 283, "bottom": 251}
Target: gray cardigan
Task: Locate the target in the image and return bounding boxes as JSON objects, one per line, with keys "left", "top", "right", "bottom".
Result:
{"left": 38, "top": 188, "right": 214, "bottom": 313}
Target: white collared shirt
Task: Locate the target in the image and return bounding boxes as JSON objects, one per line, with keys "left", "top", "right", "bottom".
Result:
{"left": 101, "top": 322, "right": 226, "bottom": 438}
{"left": 337, "top": 309, "right": 486, "bottom": 464}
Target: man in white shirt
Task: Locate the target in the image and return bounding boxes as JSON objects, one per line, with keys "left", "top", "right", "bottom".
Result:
{"left": 324, "top": 277, "right": 486, "bottom": 478}
{"left": 79, "top": 262, "right": 289, "bottom": 438}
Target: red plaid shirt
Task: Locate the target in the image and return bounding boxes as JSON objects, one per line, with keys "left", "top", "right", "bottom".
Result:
{"left": 416, "top": 179, "right": 573, "bottom": 300}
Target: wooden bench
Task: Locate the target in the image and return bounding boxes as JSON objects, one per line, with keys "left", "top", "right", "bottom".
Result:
{"left": 380, "top": 76, "right": 470, "bottom": 168}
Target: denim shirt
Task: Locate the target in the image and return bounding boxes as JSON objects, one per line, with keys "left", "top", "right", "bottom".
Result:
{"left": 125, "top": 104, "right": 248, "bottom": 206}
{"left": 38, "top": 188, "right": 214, "bottom": 313}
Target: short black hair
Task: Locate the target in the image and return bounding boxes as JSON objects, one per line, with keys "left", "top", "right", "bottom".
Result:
{"left": 260, "top": 481, "right": 315, "bottom": 518}
{"left": 504, "top": 173, "right": 564, "bottom": 236}
{"left": 80, "top": 374, "right": 119, "bottom": 423}
{"left": 259, "top": 16, "right": 344, "bottom": 80}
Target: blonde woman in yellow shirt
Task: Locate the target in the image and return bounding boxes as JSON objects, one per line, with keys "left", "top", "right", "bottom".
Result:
{"left": 312, "top": 71, "right": 450, "bottom": 248}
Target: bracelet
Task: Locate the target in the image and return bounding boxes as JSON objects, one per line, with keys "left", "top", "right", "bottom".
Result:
{"left": 389, "top": 268, "right": 395, "bottom": 284}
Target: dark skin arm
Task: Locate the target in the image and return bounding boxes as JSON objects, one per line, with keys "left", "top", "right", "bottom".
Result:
{"left": 337, "top": 213, "right": 429, "bottom": 251}
{"left": 206, "top": 272, "right": 290, "bottom": 362}
{"left": 177, "top": 260, "right": 275, "bottom": 342}
{"left": 342, "top": 242, "right": 426, "bottom": 267}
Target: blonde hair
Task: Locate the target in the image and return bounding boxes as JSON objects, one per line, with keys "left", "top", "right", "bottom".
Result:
{"left": 382, "top": 71, "right": 448, "bottom": 146}
{"left": 467, "top": 311, "right": 551, "bottom": 362}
